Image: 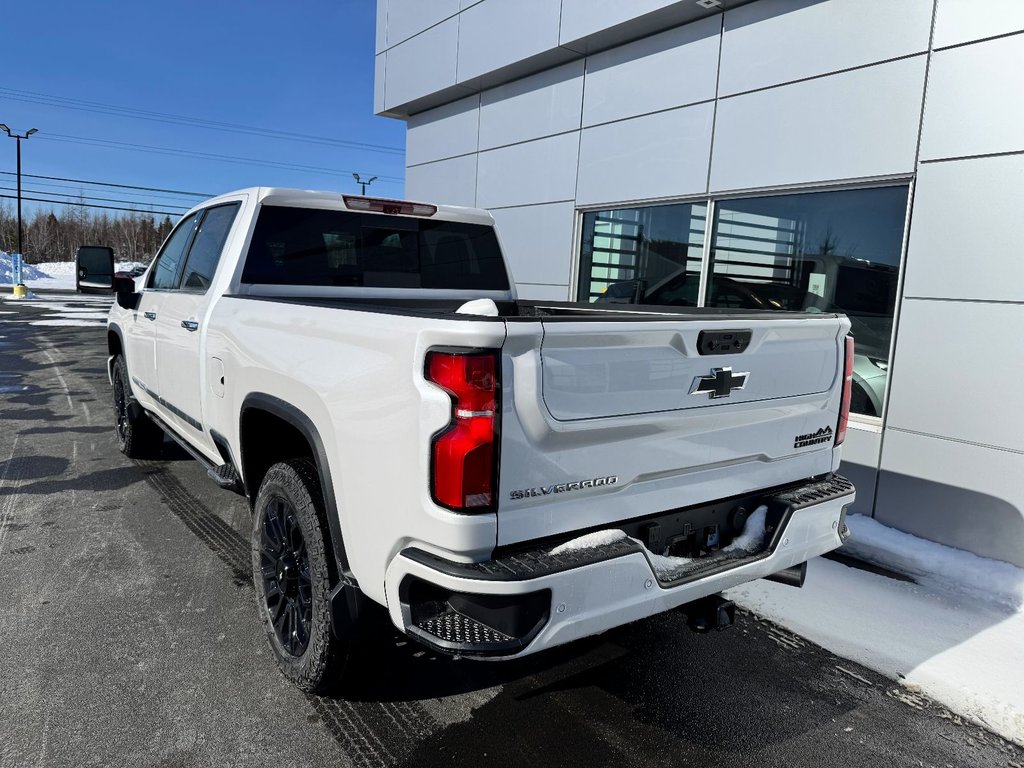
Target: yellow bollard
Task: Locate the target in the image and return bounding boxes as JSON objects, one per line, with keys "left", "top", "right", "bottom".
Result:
{"left": 12, "top": 283, "right": 28, "bottom": 298}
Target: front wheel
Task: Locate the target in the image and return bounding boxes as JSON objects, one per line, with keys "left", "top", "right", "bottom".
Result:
{"left": 251, "top": 458, "right": 349, "bottom": 693}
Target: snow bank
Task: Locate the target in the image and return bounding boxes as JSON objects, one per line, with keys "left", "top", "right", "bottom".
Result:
{"left": 844, "top": 514, "right": 1024, "bottom": 611}
{"left": 0, "top": 257, "right": 148, "bottom": 290}
{"left": 0, "top": 251, "right": 53, "bottom": 284}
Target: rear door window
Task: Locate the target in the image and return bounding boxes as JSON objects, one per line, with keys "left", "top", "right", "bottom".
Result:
{"left": 179, "top": 203, "right": 241, "bottom": 292}
{"left": 241, "top": 206, "right": 510, "bottom": 290}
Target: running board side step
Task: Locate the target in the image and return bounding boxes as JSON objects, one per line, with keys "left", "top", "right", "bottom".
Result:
{"left": 145, "top": 410, "right": 245, "bottom": 495}
{"left": 207, "top": 463, "right": 243, "bottom": 493}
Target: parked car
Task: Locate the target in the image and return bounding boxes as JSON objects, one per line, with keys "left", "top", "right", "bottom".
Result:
{"left": 105, "top": 188, "right": 855, "bottom": 692}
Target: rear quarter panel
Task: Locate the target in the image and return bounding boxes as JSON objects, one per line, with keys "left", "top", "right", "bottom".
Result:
{"left": 204, "top": 297, "right": 506, "bottom": 605}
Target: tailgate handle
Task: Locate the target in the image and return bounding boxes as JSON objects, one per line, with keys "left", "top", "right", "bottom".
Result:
{"left": 697, "top": 329, "right": 751, "bottom": 355}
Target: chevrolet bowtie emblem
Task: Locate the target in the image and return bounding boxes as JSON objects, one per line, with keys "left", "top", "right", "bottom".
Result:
{"left": 690, "top": 367, "right": 749, "bottom": 399}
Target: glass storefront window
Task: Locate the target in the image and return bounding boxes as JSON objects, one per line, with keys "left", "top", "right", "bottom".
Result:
{"left": 576, "top": 185, "right": 909, "bottom": 418}
{"left": 709, "top": 186, "right": 908, "bottom": 417}
{"left": 578, "top": 202, "right": 708, "bottom": 306}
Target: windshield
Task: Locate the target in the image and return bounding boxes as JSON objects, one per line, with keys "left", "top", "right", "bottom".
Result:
{"left": 241, "top": 205, "right": 510, "bottom": 291}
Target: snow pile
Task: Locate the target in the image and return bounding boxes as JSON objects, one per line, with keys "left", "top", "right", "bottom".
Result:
{"left": 547, "top": 505, "right": 769, "bottom": 581}
{"left": 843, "top": 514, "right": 1024, "bottom": 611}
{"left": 728, "top": 557, "right": 1024, "bottom": 745}
{"left": 549, "top": 529, "right": 628, "bottom": 556}
{"left": 646, "top": 505, "right": 768, "bottom": 580}
{"left": 0, "top": 251, "right": 53, "bottom": 284}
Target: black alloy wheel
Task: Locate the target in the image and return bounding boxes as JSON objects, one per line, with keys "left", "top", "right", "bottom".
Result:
{"left": 251, "top": 458, "right": 353, "bottom": 693}
{"left": 259, "top": 495, "right": 313, "bottom": 657}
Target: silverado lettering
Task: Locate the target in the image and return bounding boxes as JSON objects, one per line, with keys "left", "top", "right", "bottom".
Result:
{"left": 510, "top": 476, "right": 619, "bottom": 500}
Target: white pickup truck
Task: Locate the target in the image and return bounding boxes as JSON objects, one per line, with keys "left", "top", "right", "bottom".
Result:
{"left": 105, "top": 188, "right": 855, "bottom": 692}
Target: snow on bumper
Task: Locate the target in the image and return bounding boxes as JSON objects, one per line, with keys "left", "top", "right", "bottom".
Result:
{"left": 384, "top": 479, "right": 853, "bottom": 658}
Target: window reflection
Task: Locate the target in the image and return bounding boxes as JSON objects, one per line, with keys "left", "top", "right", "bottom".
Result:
{"left": 709, "top": 187, "right": 908, "bottom": 417}
{"left": 578, "top": 202, "right": 707, "bottom": 305}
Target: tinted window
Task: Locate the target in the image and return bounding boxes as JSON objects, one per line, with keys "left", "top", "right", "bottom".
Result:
{"left": 707, "top": 186, "right": 908, "bottom": 417}
{"left": 148, "top": 213, "right": 199, "bottom": 290}
{"left": 180, "top": 204, "right": 240, "bottom": 292}
{"left": 578, "top": 202, "right": 708, "bottom": 305}
{"left": 241, "top": 206, "right": 510, "bottom": 290}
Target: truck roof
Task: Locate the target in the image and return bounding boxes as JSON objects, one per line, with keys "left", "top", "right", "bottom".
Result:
{"left": 192, "top": 187, "right": 496, "bottom": 227}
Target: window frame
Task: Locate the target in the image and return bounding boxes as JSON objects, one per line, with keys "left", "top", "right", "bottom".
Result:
{"left": 572, "top": 175, "right": 915, "bottom": 427}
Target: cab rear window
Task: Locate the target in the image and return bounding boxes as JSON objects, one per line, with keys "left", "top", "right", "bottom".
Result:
{"left": 241, "top": 205, "right": 510, "bottom": 290}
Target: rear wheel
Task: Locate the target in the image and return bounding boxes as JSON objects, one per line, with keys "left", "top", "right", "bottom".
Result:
{"left": 111, "top": 355, "right": 163, "bottom": 458}
{"left": 251, "top": 458, "right": 349, "bottom": 693}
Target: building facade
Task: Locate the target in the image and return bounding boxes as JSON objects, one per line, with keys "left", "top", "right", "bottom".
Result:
{"left": 374, "top": 0, "right": 1024, "bottom": 567}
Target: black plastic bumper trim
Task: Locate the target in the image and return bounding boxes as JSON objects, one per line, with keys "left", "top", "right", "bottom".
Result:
{"left": 402, "top": 475, "right": 855, "bottom": 586}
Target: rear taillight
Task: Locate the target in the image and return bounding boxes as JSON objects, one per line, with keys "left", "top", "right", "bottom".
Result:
{"left": 425, "top": 350, "right": 499, "bottom": 512}
{"left": 836, "top": 335, "right": 855, "bottom": 446}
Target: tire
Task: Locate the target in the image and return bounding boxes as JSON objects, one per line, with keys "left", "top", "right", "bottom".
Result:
{"left": 112, "top": 355, "right": 163, "bottom": 458}
{"left": 251, "top": 458, "right": 349, "bottom": 693}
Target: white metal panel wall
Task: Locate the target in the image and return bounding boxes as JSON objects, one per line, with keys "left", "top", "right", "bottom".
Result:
{"left": 932, "top": 0, "right": 1024, "bottom": 49}
{"left": 384, "top": 0, "right": 459, "bottom": 49}
{"left": 479, "top": 61, "right": 584, "bottom": 150}
{"left": 710, "top": 56, "right": 926, "bottom": 192}
{"left": 559, "top": 0, "right": 692, "bottom": 46}
{"left": 382, "top": 17, "right": 463, "bottom": 110}
{"left": 902, "top": 157, "right": 1024, "bottom": 303}
{"left": 582, "top": 18, "right": 720, "bottom": 127}
{"left": 490, "top": 202, "right": 575, "bottom": 291}
{"left": 457, "top": 0, "right": 563, "bottom": 82}
{"left": 875, "top": 431, "right": 1024, "bottom": 568}
{"left": 875, "top": 30, "right": 1024, "bottom": 566}
{"left": 576, "top": 103, "right": 714, "bottom": 206}
{"left": 719, "top": 0, "right": 932, "bottom": 96}
{"left": 404, "top": 155, "right": 477, "bottom": 207}
{"left": 406, "top": 95, "right": 480, "bottom": 166}
{"left": 919, "top": 35, "right": 1024, "bottom": 161}
{"left": 476, "top": 132, "right": 580, "bottom": 209}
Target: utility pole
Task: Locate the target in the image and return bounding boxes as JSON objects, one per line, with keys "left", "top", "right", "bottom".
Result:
{"left": 0, "top": 124, "right": 39, "bottom": 260}
{"left": 352, "top": 172, "right": 378, "bottom": 196}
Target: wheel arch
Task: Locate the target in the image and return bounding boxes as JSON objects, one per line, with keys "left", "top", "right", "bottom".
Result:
{"left": 239, "top": 393, "right": 353, "bottom": 586}
{"left": 106, "top": 323, "right": 126, "bottom": 385}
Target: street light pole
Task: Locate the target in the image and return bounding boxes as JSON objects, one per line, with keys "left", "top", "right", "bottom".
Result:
{"left": 352, "top": 172, "right": 378, "bottom": 196}
{"left": 0, "top": 124, "right": 39, "bottom": 259}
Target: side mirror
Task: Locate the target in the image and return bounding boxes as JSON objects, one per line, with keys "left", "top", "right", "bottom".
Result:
{"left": 114, "top": 276, "right": 140, "bottom": 310}
{"left": 76, "top": 245, "right": 115, "bottom": 294}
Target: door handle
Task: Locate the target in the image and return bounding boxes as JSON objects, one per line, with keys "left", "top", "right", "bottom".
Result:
{"left": 181, "top": 320, "right": 199, "bottom": 332}
{"left": 144, "top": 311, "right": 157, "bottom": 321}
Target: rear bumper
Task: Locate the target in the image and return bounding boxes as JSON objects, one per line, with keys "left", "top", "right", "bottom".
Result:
{"left": 384, "top": 476, "right": 854, "bottom": 658}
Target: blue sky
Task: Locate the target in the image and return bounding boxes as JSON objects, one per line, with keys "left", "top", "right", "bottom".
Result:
{"left": 0, "top": 0, "right": 405, "bottom": 219}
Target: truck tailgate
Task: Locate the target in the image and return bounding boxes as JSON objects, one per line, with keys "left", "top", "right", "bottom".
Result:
{"left": 540, "top": 317, "right": 838, "bottom": 420}
{"left": 497, "top": 313, "right": 849, "bottom": 547}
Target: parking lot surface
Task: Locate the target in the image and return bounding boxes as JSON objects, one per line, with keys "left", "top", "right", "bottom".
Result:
{"left": 1, "top": 293, "right": 1020, "bottom": 768}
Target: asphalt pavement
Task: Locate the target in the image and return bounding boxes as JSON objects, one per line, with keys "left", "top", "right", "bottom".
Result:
{"left": 1, "top": 292, "right": 1020, "bottom": 768}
